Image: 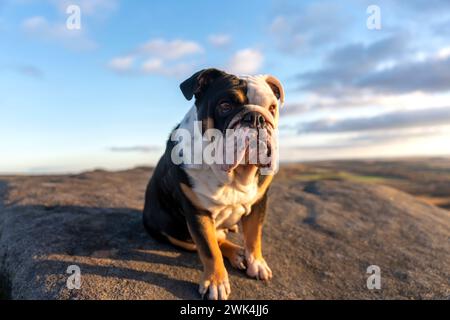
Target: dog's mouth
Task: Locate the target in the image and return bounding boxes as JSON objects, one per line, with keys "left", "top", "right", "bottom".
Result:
{"left": 220, "top": 110, "right": 275, "bottom": 173}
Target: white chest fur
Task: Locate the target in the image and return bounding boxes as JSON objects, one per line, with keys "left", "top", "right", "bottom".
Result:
{"left": 186, "top": 166, "right": 258, "bottom": 230}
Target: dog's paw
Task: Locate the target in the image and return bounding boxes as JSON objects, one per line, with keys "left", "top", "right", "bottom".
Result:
{"left": 228, "top": 247, "right": 246, "bottom": 270}
{"left": 245, "top": 254, "right": 273, "bottom": 281}
{"left": 199, "top": 268, "right": 231, "bottom": 300}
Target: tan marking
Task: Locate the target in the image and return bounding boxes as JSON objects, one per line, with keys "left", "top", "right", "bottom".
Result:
{"left": 187, "top": 216, "right": 228, "bottom": 290}
{"left": 163, "top": 232, "right": 197, "bottom": 251}
{"left": 242, "top": 213, "right": 263, "bottom": 260}
{"left": 242, "top": 214, "right": 262, "bottom": 259}
{"left": 204, "top": 116, "right": 214, "bottom": 133}
{"left": 235, "top": 89, "right": 247, "bottom": 105}
{"left": 256, "top": 174, "right": 273, "bottom": 201}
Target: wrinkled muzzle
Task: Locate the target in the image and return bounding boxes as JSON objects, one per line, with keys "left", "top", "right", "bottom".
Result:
{"left": 221, "top": 105, "right": 277, "bottom": 172}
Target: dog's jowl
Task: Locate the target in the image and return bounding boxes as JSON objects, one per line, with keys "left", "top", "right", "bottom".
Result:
{"left": 143, "top": 68, "right": 285, "bottom": 300}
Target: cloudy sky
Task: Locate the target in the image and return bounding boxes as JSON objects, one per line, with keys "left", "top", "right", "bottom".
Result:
{"left": 1, "top": 0, "right": 450, "bottom": 173}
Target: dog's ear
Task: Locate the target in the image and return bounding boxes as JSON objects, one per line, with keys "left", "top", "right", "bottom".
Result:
{"left": 265, "top": 75, "right": 285, "bottom": 106}
{"left": 180, "top": 68, "right": 226, "bottom": 101}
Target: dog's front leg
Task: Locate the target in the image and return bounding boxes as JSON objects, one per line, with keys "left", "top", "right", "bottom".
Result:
{"left": 242, "top": 194, "right": 273, "bottom": 281}
{"left": 186, "top": 212, "right": 230, "bottom": 300}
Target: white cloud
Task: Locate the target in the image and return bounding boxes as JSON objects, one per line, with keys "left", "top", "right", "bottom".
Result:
{"left": 142, "top": 58, "right": 163, "bottom": 73}
{"left": 227, "top": 48, "right": 264, "bottom": 74}
{"left": 108, "top": 55, "right": 134, "bottom": 72}
{"left": 141, "top": 58, "right": 192, "bottom": 77}
{"left": 137, "top": 38, "right": 203, "bottom": 60}
{"left": 18, "top": 0, "right": 118, "bottom": 50}
{"left": 108, "top": 38, "right": 202, "bottom": 77}
{"left": 208, "top": 34, "right": 231, "bottom": 47}
{"left": 437, "top": 46, "right": 450, "bottom": 60}
{"left": 22, "top": 15, "right": 97, "bottom": 50}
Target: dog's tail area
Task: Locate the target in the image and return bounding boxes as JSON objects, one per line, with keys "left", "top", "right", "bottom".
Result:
{"left": 143, "top": 196, "right": 197, "bottom": 252}
{"left": 143, "top": 218, "right": 197, "bottom": 252}
{"left": 163, "top": 232, "right": 197, "bottom": 251}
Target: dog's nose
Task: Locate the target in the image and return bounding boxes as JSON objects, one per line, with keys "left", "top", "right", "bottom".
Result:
{"left": 242, "top": 112, "right": 266, "bottom": 128}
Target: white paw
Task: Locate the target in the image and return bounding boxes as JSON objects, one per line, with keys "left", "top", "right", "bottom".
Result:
{"left": 199, "top": 272, "right": 231, "bottom": 300}
{"left": 245, "top": 254, "right": 273, "bottom": 281}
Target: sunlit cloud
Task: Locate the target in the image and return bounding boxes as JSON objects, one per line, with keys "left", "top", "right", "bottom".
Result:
{"left": 226, "top": 48, "right": 264, "bottom": 74}
{"left": 295, "top": 106, "right": 450, "bottom": 133}
{"left": 285, "top": 128, "right": 443, "bottom": 151}
{"left": 108, "top": 38, "right": 203, "bottom": 77}
{"left": 136, "top": 39, "right": 203, "bottom": 60}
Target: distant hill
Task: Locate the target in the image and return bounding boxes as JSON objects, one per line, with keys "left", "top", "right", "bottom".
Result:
{"left": 301, "top": 157, "right": 450, "bottom": 210}
{"left": 0, "top": 160, "right": 449, "bottom": 299}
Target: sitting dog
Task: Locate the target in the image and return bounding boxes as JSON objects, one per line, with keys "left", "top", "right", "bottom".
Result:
{"left": 143, "top": 68, "right": 285, "bottom": 300}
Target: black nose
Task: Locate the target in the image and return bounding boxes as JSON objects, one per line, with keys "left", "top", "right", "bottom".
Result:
{"left": 242, "top": 112, "right": 265, "bottom": 128}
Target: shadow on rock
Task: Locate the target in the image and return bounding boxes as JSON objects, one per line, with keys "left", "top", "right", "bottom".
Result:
{"left": 0, "top": 199, "right": 203, "bottom": 299}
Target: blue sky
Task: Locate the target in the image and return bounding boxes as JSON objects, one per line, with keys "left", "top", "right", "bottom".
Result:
{"left": 1, "top": 0, "right": 450, "bottom": 173}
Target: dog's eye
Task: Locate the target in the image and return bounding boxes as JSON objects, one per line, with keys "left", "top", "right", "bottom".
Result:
{"left": 269, "top": 104, "right": 277, "bottom": 116}
{"left": 219, "top": 101, "right": 233, "bottom": 114}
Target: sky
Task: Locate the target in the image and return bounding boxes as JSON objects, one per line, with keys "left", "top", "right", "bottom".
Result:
{"left": 1, "top": 0, "right": 450, "bottom": 173}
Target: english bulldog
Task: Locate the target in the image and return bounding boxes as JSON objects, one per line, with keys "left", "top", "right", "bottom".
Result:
{"left": 143, "top": 68, "right": 285, "bottom": 300}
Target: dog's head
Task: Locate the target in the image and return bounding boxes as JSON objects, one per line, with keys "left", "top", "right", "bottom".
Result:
{"left": 179, "top": 68, "right": 285, "bottom": 172}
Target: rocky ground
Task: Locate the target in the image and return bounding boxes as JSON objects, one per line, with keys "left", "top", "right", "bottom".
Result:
{"left": 0, "top": 162, "right": 449, "bottom": 300}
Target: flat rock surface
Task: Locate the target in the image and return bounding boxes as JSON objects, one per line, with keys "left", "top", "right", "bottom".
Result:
{"left": 0, "top": 165, "right": 449, "bottom": 299}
